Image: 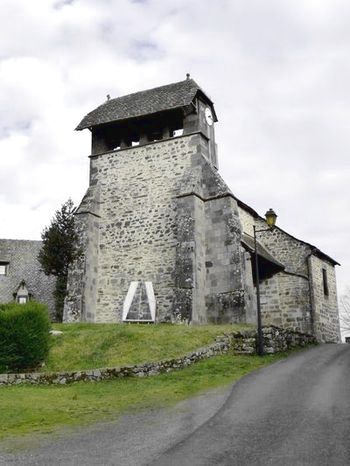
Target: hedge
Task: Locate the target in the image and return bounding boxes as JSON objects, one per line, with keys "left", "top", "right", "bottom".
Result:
{"left": 0, "top": 301, "right": 51, "bottom": 373}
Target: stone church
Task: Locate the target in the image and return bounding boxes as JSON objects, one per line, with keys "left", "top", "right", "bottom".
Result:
{"left": 62, "top": 76, "right": 341, "bottom": 343}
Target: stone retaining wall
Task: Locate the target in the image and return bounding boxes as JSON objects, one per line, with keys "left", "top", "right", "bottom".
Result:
{"left": 231, "top": 326, "right": 317, "bottom": 354}
{"left": 0, "top": 327, "right": 317, "bottom": 386}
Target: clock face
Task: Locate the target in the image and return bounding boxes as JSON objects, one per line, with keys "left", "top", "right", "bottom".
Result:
{"left": 205, "top": 107, "right": 214, "bottom": 126}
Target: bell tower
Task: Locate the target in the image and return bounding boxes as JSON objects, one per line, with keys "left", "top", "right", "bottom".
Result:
{"left": 64, "top": 76, "right": 245, "bottom": 324}
{"left": 79, "top": 74, "right": 218, "bottom": 168}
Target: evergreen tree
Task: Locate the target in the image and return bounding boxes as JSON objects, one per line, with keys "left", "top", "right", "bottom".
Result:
{"left": 38, "top": 199, "right": 81, "bottom": 322}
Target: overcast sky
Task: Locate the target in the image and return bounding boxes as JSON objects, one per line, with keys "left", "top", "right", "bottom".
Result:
{"left": 1, "top": 0, "right": 349, "bottom": 297}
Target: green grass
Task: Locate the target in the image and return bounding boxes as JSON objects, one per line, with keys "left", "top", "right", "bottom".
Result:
{"left": 44, "top": 323, "right": 250, "bottom": 372}
{"left": 0, "top": 352, "right": 286, "bottom": 441}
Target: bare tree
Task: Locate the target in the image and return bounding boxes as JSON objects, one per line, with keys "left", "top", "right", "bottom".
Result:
{"left": 339, "top": 289, "right": 350, "bottom": 334}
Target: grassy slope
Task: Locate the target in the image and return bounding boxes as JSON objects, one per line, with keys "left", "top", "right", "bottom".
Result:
{"left": 45, "top": 323, "right": 250, "bottom": 372}
{"left": 0, "top": 352, "right": 286, "bottom": 440}
{"left": 0, "top": 323, "right": 300, "bottom": 441}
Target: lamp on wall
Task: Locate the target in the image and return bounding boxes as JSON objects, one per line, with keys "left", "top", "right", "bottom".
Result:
{"left": 254, "top": 208, "right": 278, "bottom": 356}
{"left": 265, "top": 208, "right": 278, "bottom": 229}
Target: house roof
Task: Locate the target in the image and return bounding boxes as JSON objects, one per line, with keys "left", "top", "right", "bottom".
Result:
{"left": 76, "top": 78, "right": 217, "bottom": 130}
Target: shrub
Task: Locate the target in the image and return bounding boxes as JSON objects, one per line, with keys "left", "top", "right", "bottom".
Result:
{"left": 0, "top": 301, "right": 51, "bottom": 373}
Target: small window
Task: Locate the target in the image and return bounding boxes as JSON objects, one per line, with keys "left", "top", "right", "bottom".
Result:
{"left": 0, "top": 262, "right": 8, "bottom": 276}
{"left": 17, "top": 296, "right": 28, "bottom": 304}
{"left": 14, "top": 280, "right": 30, "bottom": 304}
{"left": 322, "top": 268, "right": 329, "bottom": 296}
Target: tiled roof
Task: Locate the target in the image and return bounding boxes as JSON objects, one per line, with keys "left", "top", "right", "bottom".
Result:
{"left": 76, "top": 78, "right": 215, "bottom": 130}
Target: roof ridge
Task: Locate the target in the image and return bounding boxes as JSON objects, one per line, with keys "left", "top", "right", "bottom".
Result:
{"left": 105, "top": 78, "right": 200, "bottom": 104}
{"left": 76, "top": 78, "right": 211, "bottom": 131}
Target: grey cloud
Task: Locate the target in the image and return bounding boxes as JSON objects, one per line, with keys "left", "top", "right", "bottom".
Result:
{"left": 53, "top": 0, "right": 75, "bottom": 9}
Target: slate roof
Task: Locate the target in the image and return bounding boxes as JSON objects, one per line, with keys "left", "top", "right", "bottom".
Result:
{"left": 76, "top": 78, "right": 216, "bottom": 130}
{"left": 0, "top": 239, "right": 56, "bottom": 319}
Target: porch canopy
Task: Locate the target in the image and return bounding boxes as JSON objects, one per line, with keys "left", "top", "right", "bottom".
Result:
{"left": 241, "top": 233, "right": 285, "bottom": 283}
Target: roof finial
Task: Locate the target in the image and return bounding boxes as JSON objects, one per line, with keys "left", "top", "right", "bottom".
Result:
{"left": 106, "top": 94, "right": 111, "bottom": 101}
{"left": 186, "top": 73, "right": 190, "bottom": 80}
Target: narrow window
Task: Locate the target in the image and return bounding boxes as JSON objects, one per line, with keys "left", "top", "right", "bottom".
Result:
{"left": 0, "top": 262, "right": 8, "bottom": 276}
{"left": 322, "top": 268, "right": 329, "bottom": 296}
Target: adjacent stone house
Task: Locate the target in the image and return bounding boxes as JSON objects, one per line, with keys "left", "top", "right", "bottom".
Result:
{"left": 0, "top": 239, "right": 56, "bottom": 318}
{"left": 62, "top": 76, "right": 341, "bottom": 342}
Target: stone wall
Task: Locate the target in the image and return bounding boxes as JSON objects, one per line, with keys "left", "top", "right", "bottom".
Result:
{"left": 0, "top": 327, "right": 317, "bottom": 386}
{"left": 204, "top": 195, "right": 245, "bottom": 323}
{"left": 64, "top": 132, "right": 245, "bottom": 324}
{"left": 66, "top": 136, "right": 193, "bottom": 322}
{"left": 231, "top": 326, "right": 317, "bottom": 354}
{"left": 64, "top": 186, "right": 101, "bottom": 322}
{"left": 259, "top": 274, "right": 312, "bottom": 333}
{"left": 0, "top": 239, "right": 56, "bottom": 320}
{"left": 308, "top": 255, "right": 340, "bottom": 342}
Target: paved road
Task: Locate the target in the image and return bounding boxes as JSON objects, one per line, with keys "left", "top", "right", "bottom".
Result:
{"left": 1, "top": 344, "right": 349, "bottom": 465}
{"left": 153, "top": 344, "right": 350, "bottom": 466}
